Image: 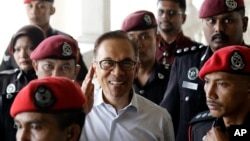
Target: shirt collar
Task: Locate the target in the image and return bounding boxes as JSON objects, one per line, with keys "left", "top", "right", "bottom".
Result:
{"left": 93, "top": 88, "right": 139, "bottom": 113}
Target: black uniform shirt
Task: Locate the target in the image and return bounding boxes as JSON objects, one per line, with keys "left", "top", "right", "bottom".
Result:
{"left": 160, "top": 45, "right": 211, "bottom": 141}
{"left": 0, "top": 69, "right": 37, "bottom": 141}
{"left": 189, "top": 111, "right": 250, "bottom": 141}
{"left": 133, "top": 61, "right": 170, "bottom": 105}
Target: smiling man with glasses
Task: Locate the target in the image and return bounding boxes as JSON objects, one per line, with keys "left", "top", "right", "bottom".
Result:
{"left": 80, "top": 30, "right": 174, "bottom": 141}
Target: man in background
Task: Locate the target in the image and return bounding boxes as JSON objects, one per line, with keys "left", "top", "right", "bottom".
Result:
{"left": 160, "top": 0, "right": 249, "bottom": 140}
{"left": 189, "top": 45, "right": 250, "bottom": 141}
{"left": 156, "top": 0, "right": 201, "bottom": 67}
{"left": 121, "top": 10, "right": 170, "bottom": 104}
{"left": 0, "top": 0, "right": 88, "bottom": 84}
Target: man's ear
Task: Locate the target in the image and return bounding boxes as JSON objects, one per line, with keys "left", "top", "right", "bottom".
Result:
{"left": 50, "top": 6, "right": 55, "bottom": 15}
{"left": 32, "top": 60, "right": 39, "bottom": 75}
{"left": 181, "top": 13, "right": 187, "bottom": 24}
{"left": 66, "top": 124, "right": 81, "bottom": 141}
{"left": 242, "top": 16, "right": 248, "bottom": 33}
{"left": 75, "top": 64, "right": 81, "bottom": 78}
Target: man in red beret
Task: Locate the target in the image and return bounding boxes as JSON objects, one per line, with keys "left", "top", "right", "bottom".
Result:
{"left": 160, "top": 0, "right": 249, "bottom": 140}
{"left": 10, "top": 77, "right": 86, "bottom": 141}
{"left": 189, "top": 45, "right": 250, "bottom": 141}
{"left": 156, "top": 0, "right": 202, "bottom": 67}
{"left": 0, "top": 0, "right": 88, "bottom": 85}
{"left": 121, "top": 10, "right": 170, "bottom": 105}
{"left": 30, "top": 35, "right": 94, "bottom": 113}
{"left": 30, "top": 35, "right": 80, "bottom": 81}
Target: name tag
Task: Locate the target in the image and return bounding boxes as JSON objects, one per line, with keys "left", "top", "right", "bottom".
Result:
{"left": 182, "top": 81, "right": 198, "bottom": 90}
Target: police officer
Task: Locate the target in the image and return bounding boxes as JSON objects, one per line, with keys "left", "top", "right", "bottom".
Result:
{"left": 0, "top": 0, "right": 88, "bottom": 85}
{"left": 189, "top": 45, "right": 250, "bottom": 141}
{"left": 121, "top": 10, "right": 170, "bottom": 104}
{"left": 10, "top": 77, "right": 86, "bottom": 141}
{"left": 0, "top": 25, "right": 45, "bottom": 141}
{"left": 156, "top": 0, "right": 201, "bottom": 67}
{"left": 160, "top": 0, "right": 249, "bottom": 140}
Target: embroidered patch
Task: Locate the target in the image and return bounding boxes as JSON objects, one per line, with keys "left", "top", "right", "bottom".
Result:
{"left": 6, "top": 83, "right": 16, "bottom": 94}
{"left": 158, "top": 73, "right": 164, "bottom": 79}
{"left": 230, "top": 51, "right": 245, "bottom": 70}
{"left": 62, "top": 42, "right": 73, "bottom": 56}
{"left": 225, "top": 0, "right": 238, "bottom": 11}
{"left": 34, "top": 86, "right": 55, "bottom": 109}
{"left": 144, "top": 14, "right": 152, "bottom": 25}
{"left": 187, "top": 67, "right": 199, "bottom": 80}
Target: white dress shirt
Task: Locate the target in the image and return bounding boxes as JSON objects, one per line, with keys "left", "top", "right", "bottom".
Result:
{"left": 80, "top": 88, "right": 174, "bottom": 141}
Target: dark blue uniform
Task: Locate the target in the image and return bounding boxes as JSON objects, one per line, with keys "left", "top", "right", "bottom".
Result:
{"left": 0, "top": 69, "right": 37, "bottom": 141}
{"left": 189, "top": 111, "right": 250, "bottom": 141}
{"left": 188, "top": 110, "right": 214, "bottom": 141}
{"left": 133, "top": 61, "right": 170, "bottom": 105}
{"left": 160, "top": 45, "right": 211, "bottom": 141}
{"left": 0, "top": 27, "right": 88, "bottom": 83}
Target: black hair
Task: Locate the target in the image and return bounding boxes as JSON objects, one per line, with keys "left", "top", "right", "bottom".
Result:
{"left": 93, "top": 30, "right": 139, "bottom": 61}
{"left": 8, "top": 25, "right": 45, "bottom": 54}
{"left": 157, "top": 0, "right": 186, "bottom": 12}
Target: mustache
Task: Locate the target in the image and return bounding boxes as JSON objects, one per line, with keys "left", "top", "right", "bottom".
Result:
{"left": 206, "top": 99, "right": 223, "bottom": 106}
{"left": 211, "top": 33, "right": 228, "bottom": 41}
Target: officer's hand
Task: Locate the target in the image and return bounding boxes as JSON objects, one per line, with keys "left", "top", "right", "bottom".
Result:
{"left": 81, "top": 65, "right": 95, "bottom": 114}
{"left": 203, "top": 127, "right": 229, "bottom": 141}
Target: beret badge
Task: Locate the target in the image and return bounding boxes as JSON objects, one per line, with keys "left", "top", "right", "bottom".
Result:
{"left": 144, "top": 14, "right": 153, "bottom": 25}
{"left": 62, "top": 42, "right": 73, "bottom": 56}
{"left": 34, "top": 86, "right": 55, "bottom": 109}
{"left": 230, "top": 51, "right": 245, "bottom": 70}
{"left": 225, "top": 0, "right": 238, "bottom": 11}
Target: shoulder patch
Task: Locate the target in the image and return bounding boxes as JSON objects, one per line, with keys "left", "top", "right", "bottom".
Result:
{"left": 175, "top": 45, "right": 205, "bottom": 56}
{"left": 0, "top": 69, "right": 19, "bottom": 75}
{"left": 189, "top": 110, "right": 215, "bottom": 124}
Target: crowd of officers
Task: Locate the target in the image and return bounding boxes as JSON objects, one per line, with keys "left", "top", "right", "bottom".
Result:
{"left": 0, "top": 0, "right": 249, "bottom": 141}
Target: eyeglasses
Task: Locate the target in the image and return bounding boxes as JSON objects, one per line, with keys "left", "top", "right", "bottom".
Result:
{"left": 95, "top": 60, "right": 137, "bottom": 71}
{"left": 158, "top": 9, "right": 183, "bottom": 17}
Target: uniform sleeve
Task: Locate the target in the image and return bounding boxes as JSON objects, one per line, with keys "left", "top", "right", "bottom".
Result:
{"left": 160, "top": 58, "right": 180, "bottom": 136}
{"left": 0, "top": 48, "right": 18, "bottom": 71}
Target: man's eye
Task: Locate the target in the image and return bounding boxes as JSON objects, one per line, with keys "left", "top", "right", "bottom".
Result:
{"left": 158, "top": 9, "right": 164, "bottom": 15}
{"left": 224, "top": 19, "right": 232, "bottom": 24}
{"left": 14, "top": 123, "right": 21, "bottom": 129}
{"left": 141, "top": 34, "right": 150, "bottom": 40}
{"left": 31, "top": 124, "right": 42, "bottom": 130}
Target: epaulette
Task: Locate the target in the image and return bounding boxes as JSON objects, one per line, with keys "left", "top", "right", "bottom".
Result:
{"left": 189, "top": 110, "right": 215, "bottom": 125}
{"left": 0, "top": 68, "right": 19, "bottom": 75}
{"left": 175, "top": 45, "right": 206, "bottom": 56}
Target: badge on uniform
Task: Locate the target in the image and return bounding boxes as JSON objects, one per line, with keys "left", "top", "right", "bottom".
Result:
{"left": 34, "top": 86, "right": 55, "bottom": 109}
{"left": 158, "top": 73, "right": 164, "bottom": 79}
{"left": 230, "top": 51, "right": 245, "bottom": 70}
{"left": 187, "top": 67, "right": 199, "bottom": 80}
{"left": 144, "top": 14, "right": 152, "bottom": 25}
{"left": 225, "top": 0, "right": 238, "bottom": 11}
{"left": 62, "top": 42, "right": 73, "bottom": 56}
{"left": 6, "top": 83, "right": 16, "bottom": 94}
{"left": 6, "top": 83, "right": 16, "bottom": 99}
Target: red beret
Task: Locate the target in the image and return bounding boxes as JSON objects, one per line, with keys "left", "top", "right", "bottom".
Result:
{"left": 121, "top": 10, "right": 157, "bottom": 32}
{"left": 30, "top": 35, "right": 79, "bottom": 60}
{"left": 24, "top": 0, "right": 54, "bottom": 3}
{"left": 8, "top": 25, "right": 45, "bottom": 55}
{"left": 199, "top": 45, "right": 250, "bottom": 80}
{"left": 10, "top": 77, "right": 86, "bottom": 117}
{"left": 199, "top": 0, "right": 245, "bottom": 18}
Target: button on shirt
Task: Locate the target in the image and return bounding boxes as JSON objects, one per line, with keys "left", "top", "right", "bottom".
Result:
{"left": 80, "top": 88, "right": 175, "bottom": 141}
